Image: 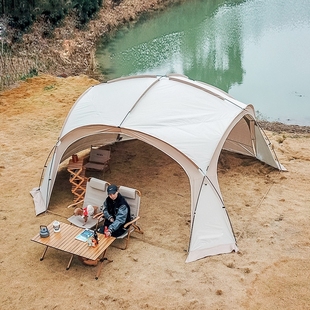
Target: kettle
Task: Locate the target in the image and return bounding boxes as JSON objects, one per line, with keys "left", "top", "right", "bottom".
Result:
{"left": 40, "top": 225, "right": 50, "bottom": 238}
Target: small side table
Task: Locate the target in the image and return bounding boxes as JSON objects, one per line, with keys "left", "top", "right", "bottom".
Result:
{"left": 67, "top": 158, "right": 87, "bottom": 202}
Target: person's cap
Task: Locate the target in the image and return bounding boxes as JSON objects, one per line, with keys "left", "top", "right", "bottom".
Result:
{"left": 107, "top": 184, "right": 118, "bottom": 195}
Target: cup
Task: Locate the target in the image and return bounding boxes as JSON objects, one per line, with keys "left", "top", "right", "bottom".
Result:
{"left": 87, "top": 238, "right": 93, "bottom": 246}
{"left": 53, "top": 220, "right": 60, "bottom": 232}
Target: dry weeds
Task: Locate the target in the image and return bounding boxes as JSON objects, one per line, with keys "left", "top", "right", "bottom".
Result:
{"left": 1, "top": 0, "right": 182, "bottom": 85}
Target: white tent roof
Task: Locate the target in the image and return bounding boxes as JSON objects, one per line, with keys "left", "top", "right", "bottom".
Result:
{"left": 31, "top": 74, "right": 285, "bottom": 262}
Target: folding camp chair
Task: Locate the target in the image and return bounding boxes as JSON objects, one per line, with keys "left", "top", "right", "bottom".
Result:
{"left": 112, "top": 185, "right": 144, "bottom": 250}
{"left": 84, "top": 146, "right": 111, "bottom": 173}
{"left": 67, "top": 178, "right": 109, "bottom": 229}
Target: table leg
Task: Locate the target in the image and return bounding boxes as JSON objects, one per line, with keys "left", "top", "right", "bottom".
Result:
{"left": 40, "top": 246, "right": 48, "bottom": 261}
{"left": 95, "top": 249, "right": 113, "bottom": 280}
{"left": 66, "top": 254, "right": 74, "bottom": 270}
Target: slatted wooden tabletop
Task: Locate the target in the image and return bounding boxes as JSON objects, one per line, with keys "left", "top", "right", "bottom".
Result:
{"left": 31, "top": 221, "right": 115, "bottom": 261}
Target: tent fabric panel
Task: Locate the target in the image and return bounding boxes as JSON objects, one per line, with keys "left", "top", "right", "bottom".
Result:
{"left": 222, "top": 140, "right": 255, "bottom": 157}
{"left": 200, "top": 111, "right": 256, "bottom": 198}
{"left": 223, "top": 117, "right": 255, "bottom": 156}
{"left": 37, "top": 158, "right": 55, "bottom": 214}
{"left": 170, "top": 75, "right": 248, "bottom": 110}
{"left": 188, "top": 180, "right": 237, "bottom": 261}
{"left": 61, "top": 132, "right": 120, "bottom": 161}
{"left": 41, "top": 127, "right": 120, "bottom": 208}
{"left": 186, "top": 243, "right": 238, "bottom": 263}
{"left": 41, "top": 127, "right": 127, "bottom": 213}
{"left": 60, "top": 75, "right": 248, "bottom": 173}
{"left": 254, "top": 125, "right": 283, "bottom": 169}
{"left": 30, "top": 187, "right": 46, "bottom": 216}
{"left": 122, "top": 80, "right": 242, "bottom": 171}
{"left": 60, "top": 77, "right": 158, "bottom": 138}
{"left": 31, "top": 147, "right": 57, "bottom": 216}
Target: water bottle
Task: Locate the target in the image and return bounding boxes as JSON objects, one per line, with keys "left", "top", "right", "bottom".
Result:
{"left": 93, "top": 229, "right": 99, "bottom": 245}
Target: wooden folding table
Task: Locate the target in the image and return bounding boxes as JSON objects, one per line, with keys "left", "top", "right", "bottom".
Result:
{"left": 31, "top": 221, "right": 115, "bottom": 279}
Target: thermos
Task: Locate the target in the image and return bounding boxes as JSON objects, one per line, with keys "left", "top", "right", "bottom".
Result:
{"left": 93, "top": 230, "right": 99, "bottom": 245}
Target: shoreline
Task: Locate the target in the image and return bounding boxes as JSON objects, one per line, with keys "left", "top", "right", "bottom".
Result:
{"left": 258, "top": 120, "right": 310, "bottom": 134}
{"left": 4, "top": 0, "right": 310, "bottom": 133}
{"left": 10, "top": 0, "right": 185, "bottom": 78}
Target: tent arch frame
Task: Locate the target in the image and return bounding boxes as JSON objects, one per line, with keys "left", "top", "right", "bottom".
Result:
{"left": 31, "top": 74, "right": 285, "bottom": 262}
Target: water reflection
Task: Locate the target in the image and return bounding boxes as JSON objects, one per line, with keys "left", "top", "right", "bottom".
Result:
{"left": 96, "top": 0, "right": 310, "bottom": 125}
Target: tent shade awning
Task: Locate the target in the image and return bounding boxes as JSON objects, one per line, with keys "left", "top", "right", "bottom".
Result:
{"left": 31, "top": 74, "right": 285, "bottom": 262}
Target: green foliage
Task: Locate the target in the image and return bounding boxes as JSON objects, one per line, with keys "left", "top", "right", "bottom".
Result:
{"left": 40, "top": 0, "right": 68, "bottom": 25}
{"left": 73, "top": 0, "right": 102, "bottom": 26}
{"left": 9, "top": 0, "right": 36, "bottom": 31}
{"left": 44, "top": 84, "right": 55, "bottom": 91}
{"left": 20, "top": 68, "right": 38, "bottom": 80}
{"left": 2, "top": 0, "right": 104, "bottom": 33}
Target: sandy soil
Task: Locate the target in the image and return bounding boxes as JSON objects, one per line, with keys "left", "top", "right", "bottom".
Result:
{"left": 0, "top": 75, "right": 309, "bottom": 309}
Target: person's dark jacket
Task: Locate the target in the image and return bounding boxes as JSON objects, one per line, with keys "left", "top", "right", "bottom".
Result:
{"left": 103, "top": 193, "right": 131, "bottom": 234}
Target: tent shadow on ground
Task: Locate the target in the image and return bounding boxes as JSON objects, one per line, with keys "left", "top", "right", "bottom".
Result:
{"left": 48, "top": 139, "right": 279, "bottom": 255}
{"left": 49, "top": 139, "right": 192, "bottom": 253}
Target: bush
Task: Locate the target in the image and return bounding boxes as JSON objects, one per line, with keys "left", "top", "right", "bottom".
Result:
{"left": 2, "top": 0, "right": 104, "bottom": 34}
{"left": 8, "top": 0, "right": 36, "bottom": 31}
{"left": 41, "top": 0, "right": 68, "bottom": 25}
{"left": 20, "top": 67, "right": 38, "bottom": 80}
{"left": 73, "top": 0, "right": 102, "bottom": 25}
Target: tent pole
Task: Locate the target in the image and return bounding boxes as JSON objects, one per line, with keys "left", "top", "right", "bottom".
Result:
{"left": 38, "top": 144, "right": 57, "bottom": 188}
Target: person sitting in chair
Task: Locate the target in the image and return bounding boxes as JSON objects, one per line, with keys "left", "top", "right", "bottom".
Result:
{"left": 79, "top": 185, "right": 131, "bottom": 267}
{"left": 98, "top": 184, "right": 131, "bottom": 237}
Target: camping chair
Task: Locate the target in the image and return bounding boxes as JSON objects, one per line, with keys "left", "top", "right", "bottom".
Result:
{"left": 113, "top": 185, "right": 144, "bottom": 250}
{"left": 67, "top": 178, "right": 109, "bottom": 229}
{"left": 84, "top": 146, "right": 111, "bottom": 173}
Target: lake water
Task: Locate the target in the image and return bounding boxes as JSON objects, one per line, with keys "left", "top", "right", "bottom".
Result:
{"left": 96, "top": 0, "right": 310, "bottom": 126}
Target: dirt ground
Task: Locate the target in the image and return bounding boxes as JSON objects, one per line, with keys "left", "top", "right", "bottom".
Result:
{"left": 0, "top": 75, "right": 309, "bottom": 309}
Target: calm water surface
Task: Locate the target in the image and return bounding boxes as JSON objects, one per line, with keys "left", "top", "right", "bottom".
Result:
{"left": 96, "top": 0, "right": 310, "bottom": 125}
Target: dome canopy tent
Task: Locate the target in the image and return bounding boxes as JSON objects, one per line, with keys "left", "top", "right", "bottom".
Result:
{"left": 31, "top": 74, "right": 285, "bottom": 263}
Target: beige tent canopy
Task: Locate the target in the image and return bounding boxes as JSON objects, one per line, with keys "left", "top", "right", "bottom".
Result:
{"left": 31, "top": 74, "right": 285, "bottom": 262}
